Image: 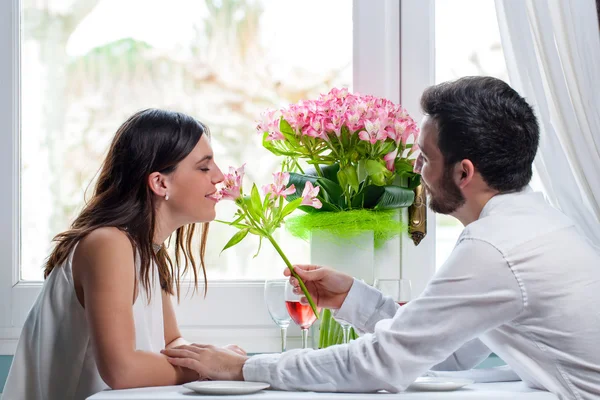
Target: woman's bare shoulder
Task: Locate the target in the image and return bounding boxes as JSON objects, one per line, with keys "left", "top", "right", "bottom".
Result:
{"left": 73, "top": 227, "right": 135, "bottom": 274}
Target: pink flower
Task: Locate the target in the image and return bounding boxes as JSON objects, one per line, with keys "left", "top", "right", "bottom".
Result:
{"left": 263, "top": 172, "right": 296, "bottom": 199}
{"left": 214, "top": 164, "right": 245, "bottom": 201}
{"left": 324, "top": 111, "right": 345, "bottom": 137}
{"left": 344, "top": 110, "right": 364, "bottom": 132}
{"left": 401, "top": 122, "right": 419, "bottom": 145}
{"left": 383, "top": 148, "right": 399, "bottom": 172}
{"left": 300, "top": 181, "right": 322, "bottom": 209}
{"left": 302, "top": 115, "right": 328, "bottom": 140}
{"left": 257, "top": 110, "right": 284, "bottom": 141}
{"left": 360, "top": 117, "right": 388, "bottom": 144}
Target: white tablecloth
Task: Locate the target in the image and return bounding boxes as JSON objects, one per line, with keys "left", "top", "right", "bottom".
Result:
{"left": 88, "top": 382, "right": 558, "bottom": 399}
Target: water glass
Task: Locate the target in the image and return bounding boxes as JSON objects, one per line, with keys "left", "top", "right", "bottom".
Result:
{"left": 374, "top": 279, "right": 412, "bottom": 306}
{"left": 264, "top": 279, "right": 291, "bottom": 352}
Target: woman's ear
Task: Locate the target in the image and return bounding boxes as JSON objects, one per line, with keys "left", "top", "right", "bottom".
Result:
{"left": 148, "top": 172, "right": 168, "bottom": 197}
{"left": 456, "top": 159, "right": 475, "bottom": 189}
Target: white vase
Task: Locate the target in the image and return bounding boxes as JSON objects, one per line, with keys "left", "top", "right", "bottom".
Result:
{"left": 309, "top": 230, "right": 375, "bottom": 285}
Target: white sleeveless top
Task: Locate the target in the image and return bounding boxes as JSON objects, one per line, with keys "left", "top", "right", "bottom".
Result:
{"left": 3, "top": 244, "right": 165, "bottom": 400}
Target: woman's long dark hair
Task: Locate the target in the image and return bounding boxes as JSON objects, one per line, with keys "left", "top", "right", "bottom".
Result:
{"left": 44, "top": 109, "right": 210, "bottom": 300}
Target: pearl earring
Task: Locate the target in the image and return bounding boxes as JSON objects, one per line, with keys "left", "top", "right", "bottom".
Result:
{"left": 165, "top": 193, "right": 169, "bottom": 201}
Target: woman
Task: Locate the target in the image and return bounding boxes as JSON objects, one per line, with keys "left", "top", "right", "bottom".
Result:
{"left": 3, "top": 109, "right": 243, "bottom": 399}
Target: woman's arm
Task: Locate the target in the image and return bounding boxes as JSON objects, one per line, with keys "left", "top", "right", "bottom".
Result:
{"left": 162, "top": 290, "right": 246, "bottom": 355}
{"left": 73, "top": 227, "right": 197, "bottom": 389}
{"left": 162, "top": 290, "right": 190, "bottom": 349}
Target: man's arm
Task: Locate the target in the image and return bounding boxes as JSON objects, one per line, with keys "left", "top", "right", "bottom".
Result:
{"left": 332, "top": 279, "right": 400, "bottom": 335}
{"left": 243, "top": 238, "right": 525, "bottom": 392}
{"left": 431, "top": 338, "right": 492, "bottom": 371}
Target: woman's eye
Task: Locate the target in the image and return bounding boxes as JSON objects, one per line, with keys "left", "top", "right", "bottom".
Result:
{"left": 199, "top": 167, "right": 210, "bottom": 172}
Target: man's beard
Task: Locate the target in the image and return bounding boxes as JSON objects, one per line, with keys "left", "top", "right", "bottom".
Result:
{"left": 423, "top": 167, "right": 466, "bottom": 214}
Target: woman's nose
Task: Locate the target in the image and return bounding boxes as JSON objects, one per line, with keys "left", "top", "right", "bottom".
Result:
{"left": 213, "top": 166, "right": 225, "bottom": 184}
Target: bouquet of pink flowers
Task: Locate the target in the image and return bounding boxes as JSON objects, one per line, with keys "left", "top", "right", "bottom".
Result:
{"left": 256, "top": 88, "right": 422, "bottom": 348}
{"left": 212, "top": 165, "right": 321, "bottom": 318}
{"left": 257, "top": 88, "right": 421, "bottom": 211}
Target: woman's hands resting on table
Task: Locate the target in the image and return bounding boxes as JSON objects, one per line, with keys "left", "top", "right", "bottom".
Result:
{"left": 162, "top": 265, "right": 354, "bottom": 382}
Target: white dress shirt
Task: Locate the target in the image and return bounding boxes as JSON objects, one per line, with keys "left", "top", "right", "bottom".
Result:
{"left": 243, "top": 188, "right": 600, "bottom": 400}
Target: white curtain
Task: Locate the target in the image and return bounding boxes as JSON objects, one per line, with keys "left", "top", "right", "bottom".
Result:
{"left": 495, "top": 0, "right": 600, "bottom": 246}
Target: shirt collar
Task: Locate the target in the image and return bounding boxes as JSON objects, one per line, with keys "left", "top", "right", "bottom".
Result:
{"left": 478, "top": 185, "right": 535, "bottom": 219}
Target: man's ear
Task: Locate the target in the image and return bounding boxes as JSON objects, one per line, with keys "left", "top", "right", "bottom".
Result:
{"left": 148, "top": 172, "right": 168, "bottom": 197}
{"left": 456, "top": 159, "right": 475, "bottom": 189}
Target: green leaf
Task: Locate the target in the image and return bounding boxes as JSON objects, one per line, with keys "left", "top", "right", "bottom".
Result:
{"left": 340, "top": 126, "right": 352, "bottom": 148}
{"left": 243, "top": 196, "right": 262, "bottom": 222}
{"left": 336, "top": 169, "right": 348, "bottom": 192}
{"left": 365, "top": 159, "right": 392, "bottom": 186}
{"left": 305, "top": 164, "right": 340, "bottom": 183}
{"left": 380, "top": 141, "right": 396, "bottom": 155}
{"left": 286, "top": 173, "right": 342, "bottom": 212}
{"left": 262, "top": 192, "right": 272, "bottom": 209}
{"left": 250, "top": 184, "right": 263, "bottom": 215}
{"left": 315, "top": 177, "right": 344, "bottom": 204}
{"left": 281, "top": 197, "right": 303, "bottom": 218}
{"left": 363, "top": 185, "right": 415, "bottom": 209}
{"left": 394, "top": 158, "right": 415, "bottom": 174}
{"left": 341, "top": 164, "right": 359, "bottom": 192}
{"left": 365, "top": 159, "right": 389, "bottom": 176}
{"left": 279, "top": 118, "right": 300, "bottom": 145}
{"left": 408, "top": 174, "right": 421, "bottom": 189}
{"left": 280, "top": 118, "right": 295, "bottom": 136}
{"left": 221, "top": 228, "right": 250, "bottom": 253}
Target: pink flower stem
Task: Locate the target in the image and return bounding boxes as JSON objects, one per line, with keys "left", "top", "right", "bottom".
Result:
{"left": 314, "top": 163, "right": 324, "bottom": 177}
{"left": 266, "top": 235, "right": 320, "bottom": 320}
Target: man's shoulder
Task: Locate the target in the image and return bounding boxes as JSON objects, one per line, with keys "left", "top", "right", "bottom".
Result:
{"left": 461, "top": 201, "right": 574, "bottom": 253}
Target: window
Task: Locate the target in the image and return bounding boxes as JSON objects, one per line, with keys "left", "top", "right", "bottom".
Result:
{"left": 433, "top": 0, "right": 509, "bottom": 268}
{"left": 20, "top": 0, "right": 353, "bottom": 282}
{"left": 433, "top": 0, "right": 544, "bottom": 269}
{"left": 2, "top": 0, "right": 433, "bottom": 354}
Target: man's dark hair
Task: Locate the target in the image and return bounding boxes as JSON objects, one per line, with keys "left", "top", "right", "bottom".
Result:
{"left": 420, "top": 76, "right": 539, "bottom": 193}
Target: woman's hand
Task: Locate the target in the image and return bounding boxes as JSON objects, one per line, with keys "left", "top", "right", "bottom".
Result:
{"left": 161, "top": 344, "right": 248, "bottom": 381}
{"left": 223, "top": 344, "right": 247, "bottom": 356}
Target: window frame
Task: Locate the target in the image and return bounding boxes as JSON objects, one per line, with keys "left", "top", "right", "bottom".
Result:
{"left": 0, "top": 0, "right": 436, "bottom": 354}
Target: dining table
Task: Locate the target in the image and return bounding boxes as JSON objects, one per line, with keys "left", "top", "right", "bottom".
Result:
{"left": 88, "top": 381, "right": 558, "bottom": 399}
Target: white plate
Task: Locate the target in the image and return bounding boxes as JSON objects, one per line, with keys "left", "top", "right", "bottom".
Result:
{"left": 183, "top": 381, "right": 270, "bottom": 395}
{"left": 408, "top": 377, "right": 474, "bottom": 391}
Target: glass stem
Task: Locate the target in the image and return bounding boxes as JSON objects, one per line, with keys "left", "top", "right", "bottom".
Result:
{"left": 342, "top": 325, "right": 350, "bottom": 344}
{"left": 280, "top": 326, "right": 288, "bottom": 352}
{"left": 301, "top": 328, "right": 309, "bottom": 349}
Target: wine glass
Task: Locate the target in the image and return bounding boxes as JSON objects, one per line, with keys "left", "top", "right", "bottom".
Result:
{"left": 374, "top": 279, "right": 412, "bottom": 306}
{"left": 339, "top": 320, "right": 352, "bottom": 344}
{"left": 264, "top": 279, "right": 292, "bottom": 352}
{"left": 285, "top": 280, "right": 321, "bottom": 349}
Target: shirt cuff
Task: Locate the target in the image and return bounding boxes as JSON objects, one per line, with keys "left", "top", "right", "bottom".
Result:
{"left": 242, "top": 353, "right": 281, "bottom": 383}
{"left": 332, "top": 278, "right": 382, "bottom": 330}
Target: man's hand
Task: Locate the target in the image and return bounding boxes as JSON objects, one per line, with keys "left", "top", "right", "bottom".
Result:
{"left": 285, "top": 264, "right": 354, "bottom": 310}
{"left": 161, "top": 344, "right": 248, "bottom": 381}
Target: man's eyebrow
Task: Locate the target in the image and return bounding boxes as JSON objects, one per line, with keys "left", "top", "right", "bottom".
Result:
{"left": 196, "top": 155, "right": 213, "bottom": 164}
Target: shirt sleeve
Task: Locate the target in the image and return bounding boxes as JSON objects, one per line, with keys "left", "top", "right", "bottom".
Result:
{"left": 332, "top": 279, "right": 400, "bottom": 335}
{"left": 243, "top": 238, "right": 525, "bottom": 393}
{"left": 431, "top": 338, "right": 492, "bottom": 371}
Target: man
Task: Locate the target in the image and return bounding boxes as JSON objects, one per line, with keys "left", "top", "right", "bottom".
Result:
{"left": 162, "top": 77, "right": 600, "bottom": 399}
